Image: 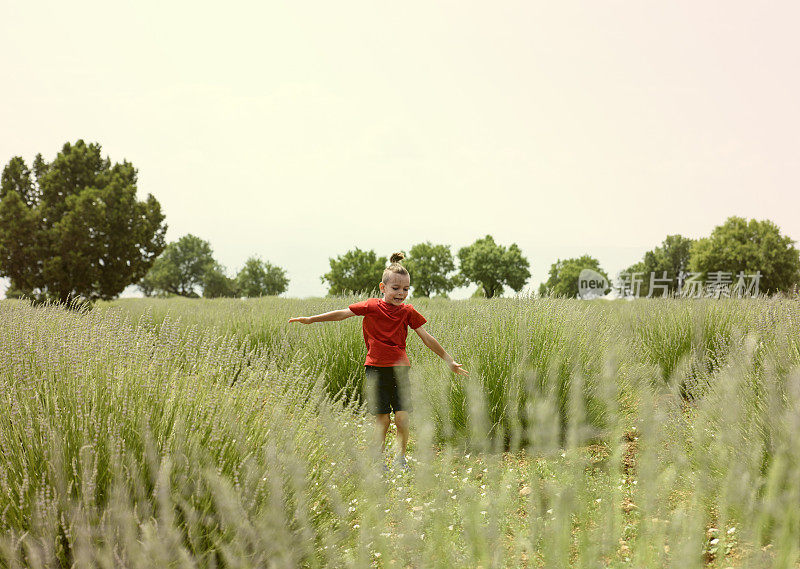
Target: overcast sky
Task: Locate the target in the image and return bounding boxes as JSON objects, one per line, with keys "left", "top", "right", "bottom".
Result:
{"left": 2, "top": 2, "right": 798, "bottom": 299}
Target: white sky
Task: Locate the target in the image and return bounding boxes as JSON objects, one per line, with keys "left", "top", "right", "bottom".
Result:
{"left": 2, "top": 2, "right": 798, "bottom": 298}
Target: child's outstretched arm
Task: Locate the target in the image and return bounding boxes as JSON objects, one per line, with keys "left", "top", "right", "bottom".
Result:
{"left": 288, "top": 309, "right": 355, "bottom": 324}
{"left": 413, "top": 326, "right": 468, "bottom": 375}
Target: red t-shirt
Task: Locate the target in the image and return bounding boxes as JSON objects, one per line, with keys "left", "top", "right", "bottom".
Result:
{"left": 348, "top": 298, "right": 427, "bottom": 366}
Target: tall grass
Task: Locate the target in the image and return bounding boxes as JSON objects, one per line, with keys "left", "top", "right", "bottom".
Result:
{"left": 108, "top": 296, "right": 800, "bottom": 445}
{"left": 1, "top": 296, "right": 798, "bottom": 567}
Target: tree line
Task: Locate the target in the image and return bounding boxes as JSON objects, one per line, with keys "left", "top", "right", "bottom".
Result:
{"left": 0, "top": 141, "right": 288, "bottom": 301}
{"left": 2, "top": 141, "right": 798, "bottom": 302}
{"left": 137, "top": 234, "right": 289, "bottom": 299}
{"left": 540, "top": 222, "right": 800, "bottom": 298}
{"left": 321, "top": 236, "right": 530, "bottom": 298}
{"left": 138, "top": 234, "right": 530, "bottom": 299}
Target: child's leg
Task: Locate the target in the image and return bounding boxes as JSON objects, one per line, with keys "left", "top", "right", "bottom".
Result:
{"left": 375, "top": 413, "right": 391, "bottom": 452}
{"left": 365, "top": 366, "right": 392, "bottom": 455}
{"left": 394, "top": 410, "right": 409, "bottom": 457}
{"left": 392, "top": 366, "right": 412, "bottom": 458}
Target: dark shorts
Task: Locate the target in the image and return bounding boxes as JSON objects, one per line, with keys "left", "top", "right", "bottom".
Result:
{"left": 364, "top": 365, "right": 412, "bottom": 415}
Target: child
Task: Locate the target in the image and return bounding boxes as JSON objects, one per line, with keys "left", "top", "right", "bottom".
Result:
{"left": 288, "top": 252, "right": 467, "bottom": 469}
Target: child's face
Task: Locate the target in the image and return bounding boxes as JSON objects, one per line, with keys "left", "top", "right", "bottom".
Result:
{"left": 379, "top": 273, "right": 410, "bottom": 305}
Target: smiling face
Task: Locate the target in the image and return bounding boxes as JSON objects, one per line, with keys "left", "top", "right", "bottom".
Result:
{"left": 379, "top": 272, "right": 411, "bottom": 305}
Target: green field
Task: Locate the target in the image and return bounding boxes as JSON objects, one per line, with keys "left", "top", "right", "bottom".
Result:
{"left": 1, "top": 296, "right": 798, "bottom": 568}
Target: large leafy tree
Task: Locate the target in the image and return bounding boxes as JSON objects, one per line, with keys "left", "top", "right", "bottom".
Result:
{"left": 322, "top": 248, "right": 386, "bottom": 295}
{"left": 689, "top": 216, "right": 800, "bottom": 294}
{"left": 404, "top": 241, "right": 458, "bottom": 297}
{"left": 458, "top": 235, "right": 530, "bottom": 298}
{"left": 138, "top": 234, "right": 216, "bottom": 297}
{"left": 236, "top": 256, "right": 289, "bottom": 297}
{"left": 0, "top": 141, "right": 166, "bottom": 302}
{"left": 539, "top": 255, "right": 609, "bottom": 298}
{"left": 622, "top": 234, "right": 695, "bottom": 297}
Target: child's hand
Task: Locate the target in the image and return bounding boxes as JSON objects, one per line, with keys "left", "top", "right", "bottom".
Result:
{"left": 288, "top": 317, "right": 311, "bottom": 324}
{"left": 449, "top": 361, "right": 468, "bottom": 375}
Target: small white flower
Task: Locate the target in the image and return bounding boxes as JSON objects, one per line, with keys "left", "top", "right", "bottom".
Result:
{"left": 727, "top": 527, "right": 736, "bottom": 534}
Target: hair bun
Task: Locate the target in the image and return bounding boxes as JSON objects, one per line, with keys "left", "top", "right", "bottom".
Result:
{"left": 390, "top": 252, "right": 405, "bottom": 264}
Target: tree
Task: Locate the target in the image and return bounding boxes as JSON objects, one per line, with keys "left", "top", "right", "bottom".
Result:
{"left": 403, "top": 241, "right": 458, "bottom": 297}
{"left": 0, "top": 141, "right": 166, "bottom": 302}
{"left": 622, "top": 234, "right": 694, "bottom": 297}
{"left": 138, "top": 234, "right": 216, "bottom": 297}
{"left": 689, "top": 217, "right": 800, "bottom": 294}
{"left": 539, "top": 255, "right": 609, "bottom": 298}
{"left": 458, "top": 235, "right": 530, "bottom": 298}
{"left": 203, "top": 264, "right": 240, "bottom": 298}
{"left": 0, "top": 156, "right": 39, "bottom": 206}
{"left": 236, "top": 256, "right": 289, "bottom": 297}
{"left": 322, "top": 248, "right": 386, "bottom": 295}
